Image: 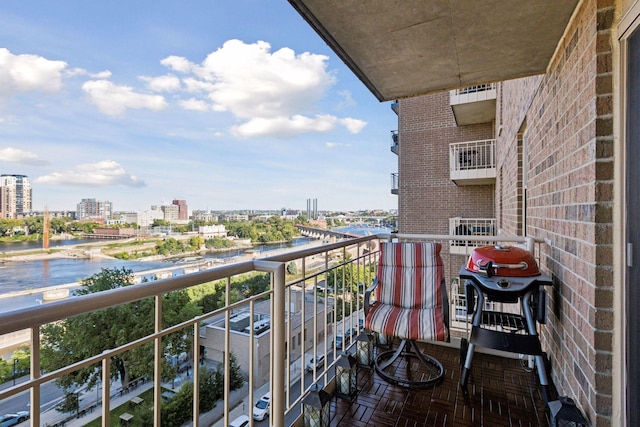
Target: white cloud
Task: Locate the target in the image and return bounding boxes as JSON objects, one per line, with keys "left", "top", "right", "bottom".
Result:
{"left": 158, "top": 40, "right": 369, "bottom": 138}
{"left": 231, "top": 114, "right": 366, "bottom": 138}
{"left": 0, "top": 48, "right": 67, "bottom": 99}
{"left": 35, "top": 160, "right": 146, "bottom": 187}
{"left": 179, "top": 98, "right": 211, "bottom": 111}
{"left": 0, "top": 147, "right": 48, "bottom": 165}
{"left": 140, "top": 74, "right": 181, "bottom": 92}
{"left": 161, "top": 55, "right": 193, "bottom": 73}
{"left": 82, "top": 80, "right": 168, "bottom": 116}
{"left": 339, "top": 117, "right": 367, "bottom": 134}
{"left": 231, "top": 114, "right": 335, "bottom": 138}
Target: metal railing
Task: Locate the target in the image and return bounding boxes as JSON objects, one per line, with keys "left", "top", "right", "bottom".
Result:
{"left": 390, "top": 130, "right": 398, "bottom": 154}
{"left": 390, "top": 173, "right": 399, "bottom": 194}
{"left": 449, "top": 217, "right": 497, "bottom": 254}
{"left": 449, "top": 139, "right": 496, "bottom": 173}
{"left": 451, "top": 83, "right": 497, "bottom": 96}
{"left": 0, "top": 233, "right": 544, "bottom": 426}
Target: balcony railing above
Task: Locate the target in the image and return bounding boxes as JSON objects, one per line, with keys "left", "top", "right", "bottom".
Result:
{"left": 390, "top": 172, "right": 399, "bottom": 195}
{"left": 449, "top": 139, "right": 496, "bottom": 185}
{"left": 390, "top": 130, "right": 398, "bottom": 155}
{"left": 449, "top": 83, "right": 497, "bottom": 125}
{"left": 390, "top": 100, "right": 398, "bottom": 114}
{"left": 448, "top": 217, "right": 497, "bottom": 255}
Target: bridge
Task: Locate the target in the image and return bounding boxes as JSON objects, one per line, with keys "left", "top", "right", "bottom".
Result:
{"left": 296, "top": 225, "right": 360, "bottom": 241}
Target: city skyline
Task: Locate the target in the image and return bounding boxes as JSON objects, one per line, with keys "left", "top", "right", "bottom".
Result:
{"left": 0, "top": 1, "right": 398, "bottom": 213}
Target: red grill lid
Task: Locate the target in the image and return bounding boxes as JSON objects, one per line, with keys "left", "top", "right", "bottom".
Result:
{"left": 465, "top": 245, "right": 540, "bottom": 277}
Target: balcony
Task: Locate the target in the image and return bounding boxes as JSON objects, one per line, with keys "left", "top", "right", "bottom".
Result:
{"left": 390, "top": 173, "right": 398, "bottom": 195}
{"left": 449, "top": 139, "right": 496, "bottom": 185}
{"left": 449, "top": 84, "right": 497, "bottom": 126}
{"left": 390, "top": 100, "right": 398, "bottom": 114}
{"left": 0, "top": 234, "right": 554, "bottom": 427}
{"left": 448, "top": 217, "right": 497, "bottom": 255}
{"left": 390, "top": 130, "right": 398, "bottom": 155}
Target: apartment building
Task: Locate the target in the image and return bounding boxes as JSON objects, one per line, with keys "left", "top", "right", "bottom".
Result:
{"left": 76, "top": 198, "right": 112, "bottom": 221}
{"left": 0, "top": 174, "right": 32, "bottom": 219}
{"left": 172, "top": 199, "right": 188, "bottom": 220}
{"left": 201, "top": 291, "right": 332, "bottom": 387}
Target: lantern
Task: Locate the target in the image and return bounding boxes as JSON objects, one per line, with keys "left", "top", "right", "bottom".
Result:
{"left": 335, "top": 352, "right": 357, "bottom": 401}
{"left": 548, "top": 396, "right": 588, "bottom": 427}
{"left": 355, "top": 330, "right": 374, "bottom": 368}
{"left": 376, "top": 332, "right": 392, "bottom": 349}
{"left": 302, "top": 384, "right": 331, "bottom": 427}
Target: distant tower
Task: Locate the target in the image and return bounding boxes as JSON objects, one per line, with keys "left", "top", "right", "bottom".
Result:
{"left": 43, "top": 206, "right": 50, "bottom": 249}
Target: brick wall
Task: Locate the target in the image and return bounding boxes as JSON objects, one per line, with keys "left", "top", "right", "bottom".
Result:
{"left": 497, "top": 0, "right": 614, "bottom": 424}
{"left": 397, "top": 92, "right": 495, "bottom": 235}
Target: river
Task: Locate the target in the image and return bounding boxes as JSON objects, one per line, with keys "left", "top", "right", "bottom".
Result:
{"left": 0, "top": 237, "right": 315, "bottom": 312}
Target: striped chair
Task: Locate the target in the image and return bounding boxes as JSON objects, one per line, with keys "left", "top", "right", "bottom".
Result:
{"left": 364, "top": 241, "right": 449, "bottom": 387}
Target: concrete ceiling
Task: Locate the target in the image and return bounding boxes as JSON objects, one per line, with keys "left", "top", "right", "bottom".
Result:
{"left": 288, "top": 0, "right": 580, "bottom": 101}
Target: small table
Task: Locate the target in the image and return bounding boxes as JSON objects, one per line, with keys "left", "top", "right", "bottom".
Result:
{"left": 130, "top": 396, "right": 144, "bottom": 406}
{"left": 119, "top": 412, "right": 134, "bottom": 426}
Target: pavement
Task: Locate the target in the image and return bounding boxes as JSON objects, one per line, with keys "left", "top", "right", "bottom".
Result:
{"left": 28, "top": 358, "right": 297, "bottom": 427}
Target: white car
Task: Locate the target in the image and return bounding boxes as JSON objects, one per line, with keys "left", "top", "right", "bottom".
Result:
{"left": 0, "top": 411, "right": 29, "bottom": 427}
{"left": 252, "top": 392, "right": 271, "bottom": 421}
{"left": 228, "top": 414, "right": 250, "bottom": 427}
{"left": 305, "top": 355, "right": 325, "bottom": 372}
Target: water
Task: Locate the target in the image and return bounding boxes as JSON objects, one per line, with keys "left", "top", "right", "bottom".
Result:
{"left": 0, "top": 238, "right": 107, "bottom": 251}
{"left": 332, "top": 225, "right": 393, "bottom": 237}
{"left": 0, "top": 237, "right": 314, "bottom": 312}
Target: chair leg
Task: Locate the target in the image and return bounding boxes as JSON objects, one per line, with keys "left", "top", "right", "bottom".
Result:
{"left": 374, "top": 339, "right": 444, "bottom": 388}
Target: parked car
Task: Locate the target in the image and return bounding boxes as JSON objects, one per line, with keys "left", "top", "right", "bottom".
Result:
{"left": 0, "top": 411, "right": 29, "bottom": 427}
{"left": 305, "top": 355, "right": 325, "bottom": 372}
{"left": 228, "top": 414, "right": 250, "bottom": 427}
{"left": 334, "top": 334, "right": 344, "bottom": 349}
{"left": 252, "top": 392, "right": 271, "bottom": 421}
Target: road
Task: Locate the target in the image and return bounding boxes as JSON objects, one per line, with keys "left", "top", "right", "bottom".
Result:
{"left": 0, "top": 375, "right": 66, "bottom": 415}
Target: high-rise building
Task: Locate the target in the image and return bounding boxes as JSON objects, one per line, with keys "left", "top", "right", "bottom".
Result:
{"left": 172, "top": 199, "right": 188, "bottom": 220}
{"left": 161, "top": 204, "right": 180, "bottom": 222}
{"left": 0, "top": 175, "right": 32, "bottom": 218}
{"left": 76, "top": 198, "right": 113, "bottom": 221}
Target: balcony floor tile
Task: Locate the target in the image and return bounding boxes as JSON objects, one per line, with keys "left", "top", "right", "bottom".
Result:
{"left": 329, "top": 343, "right": 549, "bottom": 427}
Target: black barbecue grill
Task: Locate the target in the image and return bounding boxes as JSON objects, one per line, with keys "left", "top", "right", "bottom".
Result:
{"left": 459, "top": 245, "right": 553, "bottom": 402}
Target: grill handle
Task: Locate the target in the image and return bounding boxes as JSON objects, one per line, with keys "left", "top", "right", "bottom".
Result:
{"left": 476, "top": 259, "right": 529, "bottom": 277}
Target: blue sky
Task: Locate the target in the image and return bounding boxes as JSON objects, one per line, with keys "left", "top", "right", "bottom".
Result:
{"left": 0, "top": 0, "right": 398, "bottom": 213}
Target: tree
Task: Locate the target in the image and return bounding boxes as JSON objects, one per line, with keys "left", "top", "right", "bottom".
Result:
{"left": 287, "top": 261, "right": 298, "bottom": 275}
{"left": 40, "top": 268, "right": 201, "bottom": 395}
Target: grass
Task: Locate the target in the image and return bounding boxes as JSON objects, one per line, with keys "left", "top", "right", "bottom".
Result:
{"left": 83, "top": 388, "right": 154, "bottom": 427}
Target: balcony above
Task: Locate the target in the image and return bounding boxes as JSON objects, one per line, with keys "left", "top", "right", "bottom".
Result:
{"left": 449, "top": 217, "right": 497, "bottom": 255}
{"left": 449, "top": 84, "right": 497, "bottom": 126}
{"left": 390, "top": 100, "right": 398, "bottom": 114}
{"left": 450, "top": 139, "right": 496, "bottom": 185}
{"left": 390, "top": 173, "right": 398, "bottom": 195}
{"left": 390, "top": 130, "right": 398, "bottom": 155}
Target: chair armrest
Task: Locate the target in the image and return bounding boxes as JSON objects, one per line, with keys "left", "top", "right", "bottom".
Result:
{"left": 364, "top": 277, "right": 379, "bottom": 315}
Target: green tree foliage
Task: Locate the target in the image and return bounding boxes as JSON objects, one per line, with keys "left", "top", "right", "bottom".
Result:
{"left": 186, "top": 273, "right": 270, "bottom": 313}
{"left": 10, "top": 346, "right": 30, "bottom": 376}
{"left": 160, "top": 354, "right": 244, "bottom": 427}
{"left": 40, "top": 268, "right": 201, "bottom": 395}
{"left": 223, "top": 216, "right": 300, "bottom": 243}
{"left": 152, "top": 219, "right": 170, "bottom": 227}
{"left": 0, "top": 218, "right": 24, "bottom": 236}
{"left": 204, "top": 236, "right": 234, "bottom": 249}
{"left": 0, "top": 358, "right": 10, "bottom": 384}
{"left": 155, "top": 237, "right": 202, "bottom": 255}
{"left": 287, "top": 261, "right": 298, "bottom": 275}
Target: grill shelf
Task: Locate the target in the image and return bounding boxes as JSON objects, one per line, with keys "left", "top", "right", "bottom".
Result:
{"left": 480, "top": 311, "right": 527, "bottom": 332}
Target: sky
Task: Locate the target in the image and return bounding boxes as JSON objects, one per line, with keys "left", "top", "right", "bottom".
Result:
{"left": 0, "top": 0, "right": 398, "bottom": 213}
